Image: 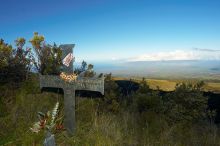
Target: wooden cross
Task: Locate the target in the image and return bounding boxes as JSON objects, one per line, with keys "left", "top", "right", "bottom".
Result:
{"left": 39, "top": 44, "right": 104, "bottom": 135}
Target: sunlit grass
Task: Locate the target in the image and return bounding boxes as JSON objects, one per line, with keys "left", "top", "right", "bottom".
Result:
{"left": 113, "top": 77, "right": 220, "bottom": 93}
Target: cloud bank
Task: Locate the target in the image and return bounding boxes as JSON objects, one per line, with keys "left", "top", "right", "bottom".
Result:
{"left": 127, "top": 48, "right": 220, "bottom": 62}
{"left": 193, "top": 48, "right": 220, "bottom": 52}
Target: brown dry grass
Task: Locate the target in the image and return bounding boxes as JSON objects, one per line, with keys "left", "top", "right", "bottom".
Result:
{"left": 113, "top": 77, "right": 220, "bottom": 93}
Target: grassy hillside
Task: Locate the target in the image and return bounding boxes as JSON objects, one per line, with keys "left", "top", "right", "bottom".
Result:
{"left": 0, "top": 77, "right": 58, "bottom": 145}
{"left": 1, "top": 75, "right": 220, "bottom": 145}
{"left": 113, "top": 77, "right": 220, "bottom": 93}
{"left": 204, "top": 83, "right": 220, "bottom": 93}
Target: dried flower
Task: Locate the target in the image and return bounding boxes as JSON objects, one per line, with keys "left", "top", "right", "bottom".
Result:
{"left": 51, "top": 102, "right": 59, "bottom": 126}
{"left": 60, "top": 72, "right": 77, "bottom": 82}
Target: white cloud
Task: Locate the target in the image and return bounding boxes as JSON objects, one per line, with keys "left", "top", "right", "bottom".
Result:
{"left": 111, "top": 57, "right": 117, "bottom": 61}
{"left": 193, "top": 48, "right": 220, "bottom": 52}
{"left": 127, "top": 49, "right": 220, "bottom": 62}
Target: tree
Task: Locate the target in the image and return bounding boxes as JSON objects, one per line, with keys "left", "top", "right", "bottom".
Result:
{"left": 81, "top": 60, "right": 87, "bottom": 72}
{"left": 75, "top": 60, "right": 87, "bottom": 74}
{"left": 138, "top": 78, "right": 151, "bottom": 94}
{"left": 15, "top": 38, "right": 25, "bottom": 48}
{"left": 75, "top": 61, "right": 96, "bottom": 77}
{"left": 0, "top": 38, "right": 33, "bottom": 84}
{"left": 30, "top": 32, "right": 62, "bottom": 75}
{"left": 84, "top": 64, "right": 95, "bottom": 77}
{"left": 0, "top": 39, "right": 13, "bottom": 69}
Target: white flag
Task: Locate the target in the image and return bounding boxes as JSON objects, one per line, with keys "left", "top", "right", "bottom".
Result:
{"left": 62, "top": 53, "right": 74, "bottom": 67}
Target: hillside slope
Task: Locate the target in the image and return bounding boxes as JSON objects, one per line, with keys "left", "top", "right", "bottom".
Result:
{"left": 1, "top": 76, "right": 220, "bottom": 146}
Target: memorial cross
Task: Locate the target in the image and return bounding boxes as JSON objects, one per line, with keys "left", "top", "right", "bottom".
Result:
{"left": 39, "top": 44, "right": 104, "bottom": 135}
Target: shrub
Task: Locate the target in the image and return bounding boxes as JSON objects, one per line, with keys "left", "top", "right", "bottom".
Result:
{"left": 97, "top": 73, "right": 121, "bottom": 113}
{"left": 163, "top": 83, "right": 208, "bottom": 124}
{"left": 133, "top": 92, "right": 162, "bottom": 113}
{"left": 0, "top": 38, "right": 33, "bottom": 85}
{"left": 75, "top": 61, "right": 96, "bottom": 77}
{"left": 30, "top": 32, "right": 62, "bottom": 75}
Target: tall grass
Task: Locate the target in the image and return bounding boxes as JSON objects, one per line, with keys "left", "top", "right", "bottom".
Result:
{"left": 1, "top": 78, "right": 220, "bottom": 145}
{"left": 54, "top": 98, "right": 220, "bottom": 146}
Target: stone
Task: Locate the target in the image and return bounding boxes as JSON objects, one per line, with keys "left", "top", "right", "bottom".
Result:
{"left": 43, "top": 132, "right": 56, "bottom": 146}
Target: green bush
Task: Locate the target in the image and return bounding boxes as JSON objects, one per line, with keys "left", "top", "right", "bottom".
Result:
{"left": 30, "top": 32, "right": 63, "bottom": 75}
{"left": 163, "top": 83, "right": 208, "bottom": 124}
{"left": 133, "top": 92, "right": 162, "bottom": 113}
{"left": 0, "top": 38, "right": 34, "bottom": 85}
{"left": 98, "top": 73, "right": 121, "bottom": 113}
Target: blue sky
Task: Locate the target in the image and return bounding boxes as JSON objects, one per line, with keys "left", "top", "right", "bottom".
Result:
{"left": 1, "top": 0, "right": 220, "bottom": 62}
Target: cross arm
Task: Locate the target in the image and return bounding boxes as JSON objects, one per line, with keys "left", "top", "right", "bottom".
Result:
{"left": 73, "top": 77, "right": 105, "bottom": 95}
{"left": 39, "top": 74, "right": 70, "bottom": 89}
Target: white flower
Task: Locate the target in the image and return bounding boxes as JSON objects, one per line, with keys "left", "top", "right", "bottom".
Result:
{"left": 30, "top": 122, "right": 41, "bottom": 133}
{"left": 51, "top": 102, "right": 59, "bottom": 126}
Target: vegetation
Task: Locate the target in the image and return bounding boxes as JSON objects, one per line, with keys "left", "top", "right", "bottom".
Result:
{"left": 0, "top": 73, "right": 219, "bottom": 145}
{"left": 1, "top": 36, "right": 220, "bottom": 145}
{"left": 0, "top": 33, "right": 63, "bottom": 87}
{"left": 30, "top": 32, "right": 63, "bottom": 75}
{"left": 0, "top": 38, "right": 34, "bottom": 86}
{"left": 113, "top": 77, "right": 220, "bottom": 93}
{"left": 75, "top": 60, "right": 96, "bottom": 77}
